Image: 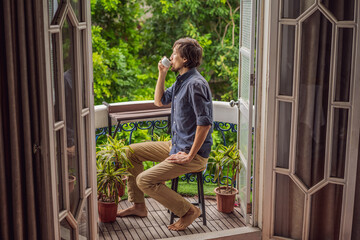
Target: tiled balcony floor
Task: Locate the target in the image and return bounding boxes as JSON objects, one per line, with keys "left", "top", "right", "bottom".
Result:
{"left": 98, "top": 197, "right": 246, "bottom": 240}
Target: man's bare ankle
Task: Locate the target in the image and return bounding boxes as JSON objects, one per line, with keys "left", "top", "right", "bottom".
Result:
{"left": 133, "top": 202, "right": 146, "bottom": 208}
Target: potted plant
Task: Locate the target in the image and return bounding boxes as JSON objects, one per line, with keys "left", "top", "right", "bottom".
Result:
{"left": 208, "top": 144, "right": 242, "bottom": 213}
{"left": 68, "top": 168, "right": 76, "bottom": 193}
{"left": 97, "top": 135, "right": 133, "bottom": 198}
{"left": 96, "top": 135, "right": 133, "bottom": 222}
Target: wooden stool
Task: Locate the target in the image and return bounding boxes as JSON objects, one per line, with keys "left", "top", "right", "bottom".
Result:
{"left": 170, "top": 171, "right": 206, "bottom": 225}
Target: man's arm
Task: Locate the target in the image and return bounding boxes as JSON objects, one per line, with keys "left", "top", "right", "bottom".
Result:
{"left": 154, "top": 59, "right": 169, "bottom": 106}
{"left": 167, "top": 124, "right": 212, "bottom": 164}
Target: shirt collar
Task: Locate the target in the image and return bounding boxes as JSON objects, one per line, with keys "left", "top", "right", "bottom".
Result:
{"left": 176, "top": 68, "right": 197, "bottom": 83}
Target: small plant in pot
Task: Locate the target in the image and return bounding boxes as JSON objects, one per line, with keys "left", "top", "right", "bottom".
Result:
{"left": 68, "top": 168, "right": 76, "bottom": 193}
{"left": 97, "top": 135, "right": 134, "bottom": 198}
{"left": 96, "top": 135, "right": 133, "bottom": 223}
{"left": 208, "top": 144, "right": 242, "bottom": 213}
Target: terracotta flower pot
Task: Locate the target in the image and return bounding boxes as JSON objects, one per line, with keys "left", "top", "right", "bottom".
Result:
{"left": 214, "top": 186, "right": 239, "bottom": 213}
{"left": 68, "top": 175, "right": 76, "bottom": 193}
{"left": 98, "top": 201, "right": 118, "bottom": 223}
{"left": 118, "top": 176, "right": 127, "bottom": 198}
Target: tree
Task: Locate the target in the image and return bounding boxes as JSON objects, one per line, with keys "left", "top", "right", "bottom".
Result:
{"left": 91, "top": 0, "right": 240, "bottom": 104}
{"left": 91, "top": 0, "right": 144, "bottom": 104}
{"left": 139, "top": 0, "right": 240, "bottom": 101}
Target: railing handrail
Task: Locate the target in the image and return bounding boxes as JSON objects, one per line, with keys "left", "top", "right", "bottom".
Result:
{"left": 94, "top": 100, "right": 237, "bottom": 129}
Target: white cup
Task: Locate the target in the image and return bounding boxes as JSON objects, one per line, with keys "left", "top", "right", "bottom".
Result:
{"left": 161, "top": 57, "right": 171, "bottom": 68}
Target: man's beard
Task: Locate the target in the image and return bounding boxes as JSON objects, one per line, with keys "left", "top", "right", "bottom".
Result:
{"left": 171, "top": 66, "right": 182, "bottom": 73}
{"left": 171, "top": 66, "right": 179, "bottom": 73}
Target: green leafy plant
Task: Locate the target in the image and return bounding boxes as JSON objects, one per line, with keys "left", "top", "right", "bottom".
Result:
{"left": 208, "top": 144, "right": 242, "bottom": 194}
{"left": 97, "top": 160, "right": 126, "bottom": 204}
{"left": 152, "top": 133, "right": 171, "bottom": 142}
{"left": 96, "top": 135, "right": 134, "bottom": 203}
{"left": 96, "top": 134, "right": 134, "bottom": 170}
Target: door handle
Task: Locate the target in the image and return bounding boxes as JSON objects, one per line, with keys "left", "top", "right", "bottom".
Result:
{"left": 229, "top": 100, "right": 239, "bottom": 107}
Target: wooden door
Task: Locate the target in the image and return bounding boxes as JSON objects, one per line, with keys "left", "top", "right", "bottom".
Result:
{"left": 263, "top": 0, "right": 360, "bottom": 239}
{"left": 45, "top": 0, "right": 97, "bottom": 239}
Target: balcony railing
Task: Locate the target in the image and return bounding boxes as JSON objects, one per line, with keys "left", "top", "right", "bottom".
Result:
{"left": 95, "top": 101, "right": 238, "bottom": 185}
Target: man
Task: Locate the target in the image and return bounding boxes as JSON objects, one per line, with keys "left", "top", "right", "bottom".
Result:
{"left": 117, "top": 38, "right": 213, "bottom": 231}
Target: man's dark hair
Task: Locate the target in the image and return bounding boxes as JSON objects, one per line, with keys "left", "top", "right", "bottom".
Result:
{"left": 173, "top": 38, "right": 203, "bottom": 68}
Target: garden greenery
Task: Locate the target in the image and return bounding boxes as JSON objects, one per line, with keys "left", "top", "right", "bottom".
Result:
{"left": 91, "top": 0, "right": 240, "bottom": 105}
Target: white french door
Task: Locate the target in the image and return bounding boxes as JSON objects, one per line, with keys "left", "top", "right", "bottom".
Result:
{"left": 44, "top": 0, "right": 97, "bottom": 239}
{"left": 263, "top": 0, "right": 360, "bottom": 239}
{"left": 231, "top": 0, "right": 257, "bottom": 224}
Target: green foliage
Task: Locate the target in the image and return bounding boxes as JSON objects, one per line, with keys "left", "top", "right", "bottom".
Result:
{"left": 96, "top": 134, "right": 134, "bottom": 169}
{"left": 91, "top": 0, "right": 240, "bottom": 104}
{"left": 140, "top": 0, "right": 240, "bottom": 101}
{"left": 96, "top": 135, "right": 134, "bottom": 203}
{"left": 97, "top": 160, "right": 125, "bottom": 204}
{"left": 91, "top": 0, "right": 143, "bottom": 105}
{"left": 208, "top": 144, "right": 242, "bottom": 193}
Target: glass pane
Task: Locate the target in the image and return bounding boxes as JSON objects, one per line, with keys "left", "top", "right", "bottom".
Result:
{"left": 274, "top": 174, "right": 304, "bottom": 239}
{"left": 48, "top": 0, "right": 60, "bottom": 24}
{"left": 55, "top": 130, "right": 64, "bottom": 212}
{"left": 238, "top": 164, "right": 247, "bottom": 215}
{"left": 282, "top": 0, "right": 314, "bottom": 19}
{"left": 51, "top": 34, "right": 61, "bottom": 122}
{"left": 276, "top": 102, "right": 292, "bottom": 168}
{"left": 241, "top": 0, "right": 252, "bottom": 49}
{"left": 330, "top": 108, "right": 348, "bottom": 178}
{"left": 60, "top": 218, "right": 74, "bottom": 240}
{"left": 321, "top": 0, "right": 355, "bottom": 21}
{"left": 295, "top": 11, "right": 331, "bottom": 188}
{"left": 239, "top": 112, "right": 249, "bottom": 161}
{"left": 309, "top": 184, "right": 343, "bottom": 240}
{"left": 279, "top": 25, "right": 295, "bottom": 96}
{"left": 81, "top": 30, "right": 87, "bottom": 108}
{"left": 78, "top": 198, "right": 90, "bottom": 239}
{"left": 240, "top": 54, "right": 250, "bottom": 103}
{"left": 83, "top": 116, "right": 89, "bottom": 187}
{"left": 70, "top": 0, "right": 83, "bottom": 22}
{"left": 335, "top": 28, "right": 353, "bottom": 102}
{"left": 63, "top": 19, "right": 81, "bottom": 214}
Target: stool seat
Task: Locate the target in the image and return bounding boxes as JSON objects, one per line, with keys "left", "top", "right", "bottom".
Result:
{"left": 169, "top": 171, "right": 206, "bottom": 225}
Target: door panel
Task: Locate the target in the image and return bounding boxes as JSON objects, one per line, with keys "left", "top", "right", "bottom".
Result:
{"left": 237, "top": 0, "right": 256, "bottom": 223}
{"left": 265, "top": 1, "right": 360, "bottom": 239}
{"left": 46, "top": 0, "right": 95, "bottom": 239}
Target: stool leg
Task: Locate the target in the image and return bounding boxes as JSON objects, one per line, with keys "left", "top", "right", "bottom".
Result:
{"left": 198, "top": 172, "right": 206, "bottom": 225}
{"left": 170, "top": 177, "right": 179, "bottom": 224}
{"left": 168, "top": 178, "right": 176, "bottom": 213}
{"left": 197, "top": 173, "right": 201, "bottom": 204}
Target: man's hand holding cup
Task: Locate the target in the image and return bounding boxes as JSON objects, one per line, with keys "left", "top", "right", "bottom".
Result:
{"left": 158, "top": 56, "right": 171, "bottom": 74}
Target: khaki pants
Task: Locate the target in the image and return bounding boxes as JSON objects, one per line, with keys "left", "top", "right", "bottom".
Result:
{"left": 126, "top": 141, "right": 208, "bottom": 218}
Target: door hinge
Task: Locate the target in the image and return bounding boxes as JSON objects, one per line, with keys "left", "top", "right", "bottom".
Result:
{"left": 33, "top": 144, "right": 41, "bottom": 154}
{"left": 250, "top": 73, "right": 255, "bottom": 86}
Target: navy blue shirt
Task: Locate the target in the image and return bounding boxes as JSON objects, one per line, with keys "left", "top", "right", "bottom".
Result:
{"left": 161, "top": 68, "right": 213, "bottom": 158}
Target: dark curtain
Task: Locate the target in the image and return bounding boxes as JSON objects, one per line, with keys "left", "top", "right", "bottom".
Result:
{"left": 0, "top": 0, "right": 53, "bottom": 239}
{"left": 294, "top": 1, "right": 348, "bottom": 239}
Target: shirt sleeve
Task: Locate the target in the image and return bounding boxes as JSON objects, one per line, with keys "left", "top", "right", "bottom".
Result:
{"left": 161, "top": 85, "right": 173, "bottom": 105}
{"left": 189, "top": 82, "right": 213, "bottom": 126}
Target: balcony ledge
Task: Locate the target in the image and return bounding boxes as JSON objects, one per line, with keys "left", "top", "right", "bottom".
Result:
{"left": 94, "top": 100, "right": 237, "bottom": 129}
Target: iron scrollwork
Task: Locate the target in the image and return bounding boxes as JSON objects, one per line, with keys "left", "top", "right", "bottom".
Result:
{"left": 96, "top": 121, "right": 239, "bottom": 185}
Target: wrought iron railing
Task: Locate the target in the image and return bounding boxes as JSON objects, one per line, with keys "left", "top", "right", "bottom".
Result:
{"left": 95, "top": 120, "right": 237, "bottom": 185}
